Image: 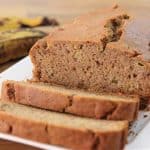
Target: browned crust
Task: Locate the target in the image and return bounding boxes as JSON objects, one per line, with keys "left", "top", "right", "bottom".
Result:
{"left": 1, "top": 80, "right": 139, "bottom": 121}
{"left": 0, "top": 111, "right": 128, "bottom": 150}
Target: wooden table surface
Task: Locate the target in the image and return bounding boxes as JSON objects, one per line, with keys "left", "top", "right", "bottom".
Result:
{"left": 0, "top": 0, "right": 150, "bottom": 149}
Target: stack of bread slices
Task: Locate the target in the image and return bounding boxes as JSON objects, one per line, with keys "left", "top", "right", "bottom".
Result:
{"left": 0, "top": 6, "right": 149, "bottom": 150}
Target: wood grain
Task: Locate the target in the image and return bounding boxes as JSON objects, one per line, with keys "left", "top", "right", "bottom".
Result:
{"left": 0, "top": 140, "right": 39, "bottom": 150}
{"left": 0, "top": 0, "right": 149, "bottom": 149}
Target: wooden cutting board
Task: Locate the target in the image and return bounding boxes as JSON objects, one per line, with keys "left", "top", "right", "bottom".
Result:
{"left": 0, "top": 140, "right": 39, "bottom": 150}
{"left": 0, "top": 0, "right": 149, "bottom": 149}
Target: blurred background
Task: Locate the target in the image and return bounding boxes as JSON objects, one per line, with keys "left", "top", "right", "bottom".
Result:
{"left": 0, "top": 0, "right": 150, "bottom": 23}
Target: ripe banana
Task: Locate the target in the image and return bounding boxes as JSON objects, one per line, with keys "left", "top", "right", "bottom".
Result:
{"left": 0, "top": 28, "right": 46, "bottom": 64}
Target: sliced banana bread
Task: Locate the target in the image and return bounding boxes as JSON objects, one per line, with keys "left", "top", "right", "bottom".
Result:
{"left": 1, "top": 80, "right": 139, "bottom": 121}
{"left": 0, "top": 101, "right": 128, "bottom": 150}
{"left": 29, "top": 7, "right": 150, "bottom": 98}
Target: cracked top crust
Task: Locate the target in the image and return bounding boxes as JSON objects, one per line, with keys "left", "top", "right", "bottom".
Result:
{"left": 44, "top": 6, "right": 149, "bottom": 62}
{"left": 46, "top": 7, "right": 128, "bottom": 44}
{"left": 107, "top": 13, "right": 150, "bottom": 62}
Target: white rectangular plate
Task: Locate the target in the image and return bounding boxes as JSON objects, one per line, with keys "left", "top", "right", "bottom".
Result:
{"left": 0, "top": 57, "right": 150, "bottom": 150}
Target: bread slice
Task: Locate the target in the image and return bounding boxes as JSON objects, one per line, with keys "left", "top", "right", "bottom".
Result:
{"left": 1, "top": 80, "right": 139, "bottom": 121}
{"left": 0, "top": 101, "right": 128, "bottom": 150}
{"left": 29, "top": 7, "right": 150, "bottom": 98}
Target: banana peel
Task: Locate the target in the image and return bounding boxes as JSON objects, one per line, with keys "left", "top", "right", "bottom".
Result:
{"left": 0, "top": 17, "right": 21, "bottom": 32}
{"left": 0, "top": 28, "right": 46, "bottom": 64}
{"left": 0, "top": 17, "right": 59, "bottom": 32}
{"left": 21, "top": 17, "right": 59, "bottom": 27}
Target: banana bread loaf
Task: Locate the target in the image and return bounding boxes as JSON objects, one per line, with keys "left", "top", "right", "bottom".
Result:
{"left": 1, "top": 80, "right": 139, "bottom": 121}
{"left": 30, "top": 7, "right": 150, "bottom": 98}
{"left": 0, "top": 101, "right": 128, "bottom": 150}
